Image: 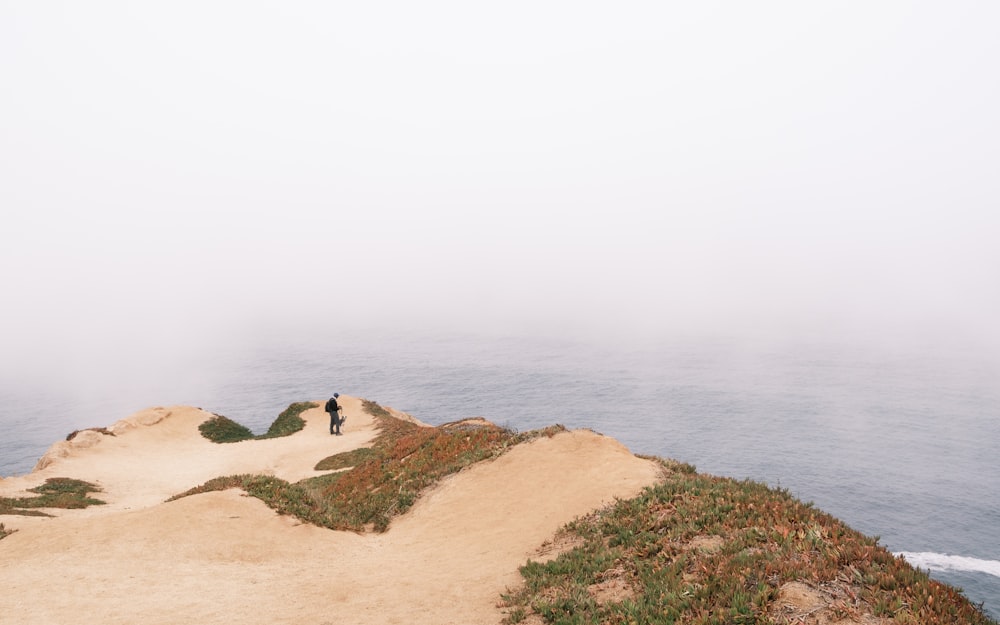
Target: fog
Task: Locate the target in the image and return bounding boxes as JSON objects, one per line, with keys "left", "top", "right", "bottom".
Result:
{"left": 2, "top": 2, "right": 999, "bottom": 394}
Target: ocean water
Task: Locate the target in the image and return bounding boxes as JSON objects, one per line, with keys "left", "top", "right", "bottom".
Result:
{"left": 1, "top": 330, "right": 998, "bottom": 618}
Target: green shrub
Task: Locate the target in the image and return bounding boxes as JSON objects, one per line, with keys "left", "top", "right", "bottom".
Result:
{"left": 199, "top": 402, "right": 318, "bottom": 443}
{"left": 198, "top": 414, "right": 255, "bottom": 443}
{"left": 261, "top": 401, "right": 313, "bottom": 439}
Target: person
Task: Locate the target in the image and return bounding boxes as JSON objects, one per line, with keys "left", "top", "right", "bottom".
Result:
{"left": 325, "top": 393, "right": 343, "bottom": 435}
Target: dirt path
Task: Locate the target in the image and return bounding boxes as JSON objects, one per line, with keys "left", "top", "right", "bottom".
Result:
{"left": 0, "top": 397, "right": 663, "bottom": 624}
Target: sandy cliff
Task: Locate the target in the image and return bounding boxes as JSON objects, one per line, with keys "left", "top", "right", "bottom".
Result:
{"left": 0, "top": 397, "right": 662, "bottom": 625}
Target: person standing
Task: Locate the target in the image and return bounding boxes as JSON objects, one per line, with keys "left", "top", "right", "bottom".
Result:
{"left": 325, "top": 393, "right": 343, "bottom": 435}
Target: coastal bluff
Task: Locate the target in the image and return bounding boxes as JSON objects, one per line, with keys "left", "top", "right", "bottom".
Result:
{"left": 0, "top": 397, "right": 662, "bottom": 625}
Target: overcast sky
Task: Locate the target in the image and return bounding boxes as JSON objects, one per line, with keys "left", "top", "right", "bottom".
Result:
{"left": 2, "top": 2, "right": 999, "bottom": 387}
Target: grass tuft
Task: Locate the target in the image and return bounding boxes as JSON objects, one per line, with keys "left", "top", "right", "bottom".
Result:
{"left": 260, "top": 401, "right": 313, "bottom": 439}
{"left": 198, "top": 414, "right": 255, "bottom": 443}
{"left": 314, "top": 447, "right": 378, "bottom": 471}
{"left": 198, "top": 402, "right": 318, "bottom": 443}
{"left": 360, "top": 398, "right": 392, "bottom": 420}
{"left": 0, "top": 477, "right": 106, "bottom": 518}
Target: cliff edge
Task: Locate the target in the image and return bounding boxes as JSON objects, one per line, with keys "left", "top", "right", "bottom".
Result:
{"left": 0, "top": 397, "right": 661, "bottom": 625}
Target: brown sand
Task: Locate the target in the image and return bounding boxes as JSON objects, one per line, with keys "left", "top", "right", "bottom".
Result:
{"left": 0, "top": 396, "right": 662, "bottom": 624}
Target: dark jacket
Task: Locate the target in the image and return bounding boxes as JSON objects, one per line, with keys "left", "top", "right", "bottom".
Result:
{"left": 325, "top": 397, "right": 340, "bottom": 414}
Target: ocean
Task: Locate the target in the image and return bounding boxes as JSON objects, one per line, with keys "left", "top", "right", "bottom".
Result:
{"left": 2, "top": 329, "right": 998, "bottom": 618}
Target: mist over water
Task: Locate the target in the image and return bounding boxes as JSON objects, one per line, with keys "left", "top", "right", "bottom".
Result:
{"left": 2, "top": 328, "right": 998, "bottom": 616}
{"left": 2, "top": 3, "right": 999, "bottom": 380}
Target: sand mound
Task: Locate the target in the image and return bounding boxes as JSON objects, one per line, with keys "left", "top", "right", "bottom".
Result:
{"left": 0, "top": 397, "right": 662, "bottom": 624}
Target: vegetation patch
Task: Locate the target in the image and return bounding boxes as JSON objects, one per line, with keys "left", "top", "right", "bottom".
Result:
{"left": 500, "top": 465, "right": 996, "bottom": 625}
{"left": 0, "top": 478, "right": 106, "bottom": 518}
{"left": 260, "top": 401, "right": 313, "bottom": 439}
{"left": 66, "top": 427, "right": 115, "bottom": 441}
{"left": 175, "top": 399, "right": 560, "bottom": 532}
{"left": 0, "top": 522, "right": 13, "bottom": 540}
{"left": 360, "top": 398, "right": 392, "bottom": 420}
{"left": 199, "top": 401, "right": 317, "bottom": 443}
{"left": 314, "top": 447, "right": 378, "bottom": 471}
{"left": 199, "top": 414, "right": 255, "bottom": 443}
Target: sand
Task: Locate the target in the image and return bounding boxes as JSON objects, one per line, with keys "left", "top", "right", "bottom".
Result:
{"left": 0, "top": 396, "right": 663, "bottom": 624}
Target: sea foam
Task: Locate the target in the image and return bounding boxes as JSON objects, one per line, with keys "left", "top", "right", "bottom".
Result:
{"left": 897, "top": 552, "right": 1000, "bottom": 578}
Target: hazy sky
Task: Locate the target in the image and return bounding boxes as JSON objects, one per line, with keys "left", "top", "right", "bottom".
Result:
{"left": 2, "top": 2, "right": 999, "bottom": 387}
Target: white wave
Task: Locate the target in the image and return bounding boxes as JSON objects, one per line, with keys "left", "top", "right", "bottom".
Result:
{"left": 896, "top": 552, "right": 1000, "bottom": 578}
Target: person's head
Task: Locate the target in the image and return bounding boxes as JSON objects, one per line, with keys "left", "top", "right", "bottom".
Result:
{"left": 333, "top": 393, "right": 339, "bottom": 398}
